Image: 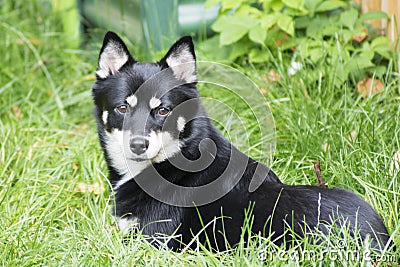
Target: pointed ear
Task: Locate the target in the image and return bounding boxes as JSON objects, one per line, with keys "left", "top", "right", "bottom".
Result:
{"left": 159, "top": 36, "right": 197, "bottom": 83}
{"left": 96, "top": 31, "right": 134, "bottom": 79}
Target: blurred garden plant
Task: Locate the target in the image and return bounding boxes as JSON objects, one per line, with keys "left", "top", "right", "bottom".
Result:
{"left": 206, "top": 0, "right": 395, "bottom": 87}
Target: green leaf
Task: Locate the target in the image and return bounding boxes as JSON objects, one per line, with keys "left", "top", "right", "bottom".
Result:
{"left": 315, "top": 0, "right": 347, "bottom": 12}
{"left": 284, "top": 7, "right": 309, "bottom": 16}
{"left": 212, "top": 15, "right": 257, "bottom": 32}
{"left": 282, "top": 0, "right": 305, "bottom": 10}
{"left": 280, "top": 37, "right": 304, "bottom": 50}
{"left": 376, "top": 50, "right": 392, "bottom": 60}
{"left": 236, "top": 5, "right": 262, "bottom": 16}
{"left": 304, "top": 0, "right": 324, "bottom": 14}
{"left": 197, "top": 36, "right": 231, "bottom": 60}
{"left": 321, "top": 25, "right": 341, "bottom": 37}
{"left": 371, "top": 36, "right": 391, "bottom": 49}
{"left": 306, "top": 23, "right": 322, "bottom": 39}
{"left": 297, "top": 40, "right": 325, "bottom": 61}
{"left": 211, "top": 16, "right": 227, "bottom": 32}
{"left": 336, "top": 69, "right": 348, "bottom": 84}
{"left": 305, "top": 16, "right": 331, "bottom": 38}
{"left": 204, "top": 0, "right": 222, "bottom": 9}
{"left": 277, "top": 15, "right": 294, "bottom": 36}
{"left": 371, "top": 37, "right": 392, "bottom": 59}
{"left": 358, "top": 49, "right": 374, "bottom": 62}
{"left": 212, "top": 15, "right": 257, "bottom": 45}
{"left": 295, "top": 16, "right": 312, "bottom": 29}
{"left": 249, "top": 25, "right": 267, "bottom": 46}
{"left": 309, "top": 48, "right": 324, "bottom": 63}
{"left": 261, "top": 0, "right": 273, "bottom": 11}
{"left": 334, "top": 64, "right": 349, "bottom": 86}
{"left": 260, "top": 14, "right": 278, "bottom": 30}
{"left": 249, "top": 48, "right": 270, "bottom": 63}
{"left": 328, "top": 43, "right": 351, "bottom": 61}
{"left": 344, "top": 57, "right": 374, "bottom": 73}
{"left": 342, "top": 29, "right": 353, "bottom": 43}
{"left": 357, "top": 11, "right": 389, "bottom": 24}
{"left": 229, "top": 42, "right": 249, "bottom": 60}
{"left": 271, "top": 0, "right": 285, "bottom": 12}
{"left": 219, "top": 27, "right": 249, "bottom": 46}
{"left": 220, "top": 0, "right": 245, "bottom": 11}
{"left": 340, "top": 8, "right": 358, "bottom": 30}
{"left": 368, "top": 65, "right": 387, "bottom": 77}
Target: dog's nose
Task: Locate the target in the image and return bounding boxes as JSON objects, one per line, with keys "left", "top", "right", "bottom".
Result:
{"left": 130, "top": 137, "right": 149, "bottom": 155}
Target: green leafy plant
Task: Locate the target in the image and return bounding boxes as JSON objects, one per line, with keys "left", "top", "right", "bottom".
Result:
{"left": 205, "top": 0, "right": 395, "bottom": 86}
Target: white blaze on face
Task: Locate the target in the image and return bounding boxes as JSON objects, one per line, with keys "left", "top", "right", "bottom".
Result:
{"left": 114, "top": 161, "right": 150, "bottom": 190}
{"left": 102, "top": 111, "right": 108, "bottom": 125}
{"left": 177, "top": 116, "right": 186, "bottom": 132}
{"left": 149, "top": 96, "right": 162, "bottom": 109}
{"left": 126, "top": 94, "right": 137, "bottom": 108}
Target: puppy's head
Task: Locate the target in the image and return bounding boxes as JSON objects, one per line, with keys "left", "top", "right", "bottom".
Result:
{"left": 92, "top": 32, "right": 201, "bottom": 174}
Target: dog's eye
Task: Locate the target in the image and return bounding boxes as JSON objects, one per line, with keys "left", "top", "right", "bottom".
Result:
{"left": 115, "top": 105, "right": 128, "bottom": 114}
{"left": 157, "top": 107, "right": 170, "bottom": 116}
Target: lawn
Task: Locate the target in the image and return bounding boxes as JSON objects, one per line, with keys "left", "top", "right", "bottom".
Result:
{"left": 0, "top": 1, "right": 399, "bottom": 266}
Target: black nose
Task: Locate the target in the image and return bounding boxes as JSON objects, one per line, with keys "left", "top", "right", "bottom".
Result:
{"left": 130, "top": 137, "right": 149, "bottom": 155}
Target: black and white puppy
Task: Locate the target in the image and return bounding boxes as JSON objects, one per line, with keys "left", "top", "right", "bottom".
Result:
{"left": 92, "top": 31, "right": 390, "bottom": 251}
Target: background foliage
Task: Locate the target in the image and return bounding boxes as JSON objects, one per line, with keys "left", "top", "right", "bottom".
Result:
{"left": 204, "top": 0, "right": 396, "bottom": 87}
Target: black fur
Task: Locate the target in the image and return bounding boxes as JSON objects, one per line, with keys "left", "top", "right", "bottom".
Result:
{"left": 92, "top": 31, "right": 391, "bottom": 251}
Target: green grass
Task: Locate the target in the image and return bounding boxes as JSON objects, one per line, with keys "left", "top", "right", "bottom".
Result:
{"left": 1, "top": 1, "right": 399, "bottom": 266}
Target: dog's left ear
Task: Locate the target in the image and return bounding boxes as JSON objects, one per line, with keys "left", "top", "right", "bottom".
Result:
{"left": 159, "top": 36, "right": 197, "bottom": 83}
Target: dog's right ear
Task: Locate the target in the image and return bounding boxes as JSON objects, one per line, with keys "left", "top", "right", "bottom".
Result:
{"left": 96, "top": 31, "right": 135, "bottom": 79}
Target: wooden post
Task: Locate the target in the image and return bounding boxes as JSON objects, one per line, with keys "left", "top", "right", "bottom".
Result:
{"left": 353, "top": 0, "right": 399, "bottom": 42}
{"left": 381, "top": 0, "right": 399, "bottom": 42}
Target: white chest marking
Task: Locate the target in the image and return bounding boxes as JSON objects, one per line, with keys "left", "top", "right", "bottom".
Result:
{"left": 113, "top": 161, "right": 150, "bottom": 190}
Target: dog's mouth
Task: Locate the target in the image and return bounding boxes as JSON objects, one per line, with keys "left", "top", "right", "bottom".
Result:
{"left": 127, "top": 156, "right": 149, "bottom": 163}
{"left": 125, "top": 131, "right": 181, "bottom": 164}
{"left": 125, "top": 149, "right": 159, "bottom": 163}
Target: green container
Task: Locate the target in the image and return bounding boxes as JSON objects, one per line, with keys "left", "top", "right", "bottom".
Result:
{"left": 80, "top": 0, "right": 218, "bottom": 51}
